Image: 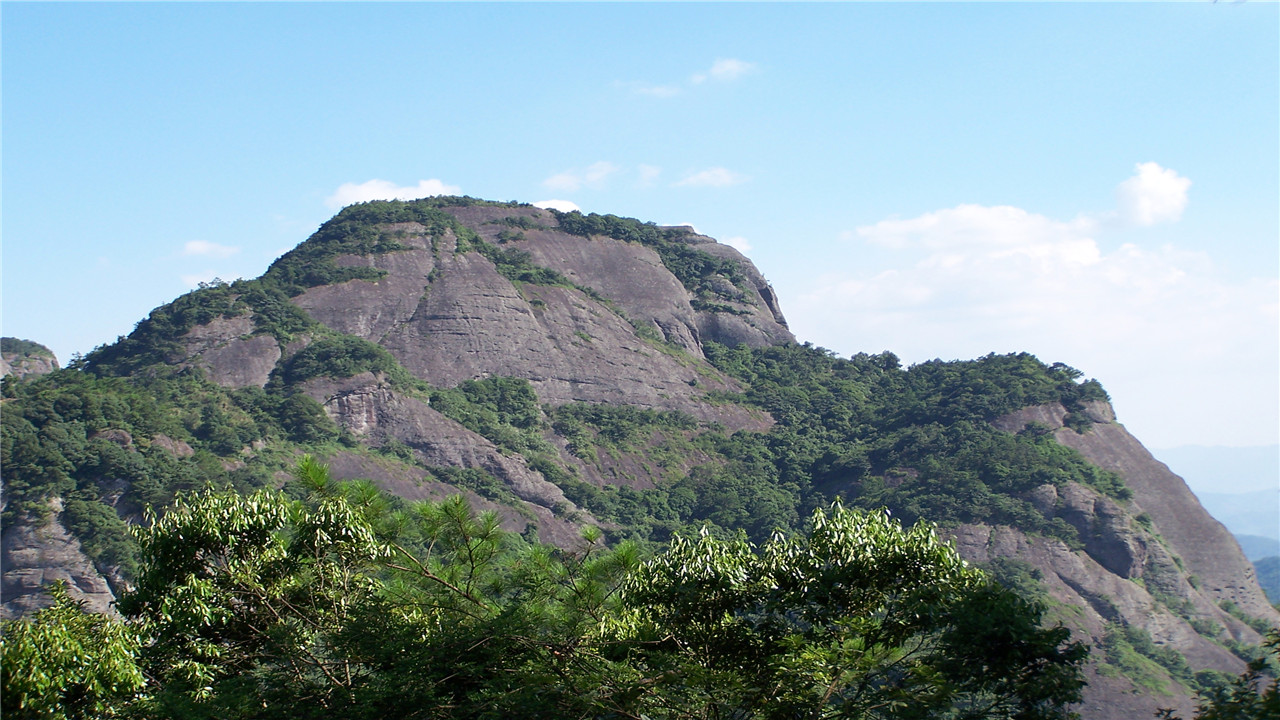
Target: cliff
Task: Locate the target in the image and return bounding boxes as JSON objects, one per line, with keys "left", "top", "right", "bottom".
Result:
{"left": 0, "top": 337, "right": 59, "bottom": 380}
{"left": 2, "top": 198, "right": 1273, "bottom": 719}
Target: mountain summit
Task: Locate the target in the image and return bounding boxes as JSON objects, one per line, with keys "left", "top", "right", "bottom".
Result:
{"left": 2, "top": 197, "right": 1275, "bottom": 719}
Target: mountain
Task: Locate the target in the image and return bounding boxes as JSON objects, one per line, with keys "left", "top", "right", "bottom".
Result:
{"left": 2, "top": 197, "right": 1275, "bottom": 719}
{"left": 1192, "top": 489, "right": 1280, "bottom": 542}
{"left": 1257, "top": 556, "right": 1280, "bottom": 604}
{"left": 0, "top": 337, "right": 59, "bottom": 380}
{"left": 1154, "top": 445, "right": 1279, "bottom": 496}
{"left": 1237, "top": 535, "right": 1280, "bottom": 563}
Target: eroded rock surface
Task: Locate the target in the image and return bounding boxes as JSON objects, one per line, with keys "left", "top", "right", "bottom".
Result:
{"left": 303, "top": 373, "right": 574, "bottom": 516}
{"left": 1, "top": 502, "right": 117, "bottom": 619}
{"left": 973, "top": 400, "right": 1280, "bottom": 719}
{"left": 176, "top": 314, "right": 281, "bottom": 389}
{"left": 294, "top": 205, "right": 786, "bottom": 430}
{"left": 1, "top": 341, "right": 59, "bottom": 379}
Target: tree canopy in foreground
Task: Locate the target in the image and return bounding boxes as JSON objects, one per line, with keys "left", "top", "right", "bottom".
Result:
{"left": 4, "top": 458, "right": 1087, "bottom": 720}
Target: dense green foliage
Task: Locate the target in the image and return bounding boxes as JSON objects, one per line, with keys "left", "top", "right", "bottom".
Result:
{"left": 0, "top": 361, "right": 342, "bottom": 574}
{"left": 274, "top": 335, "right": 408, "bottom": 388}
{"left": 2, "top": 461, "right": 1087, "bottom": 720}
{"left": 1, "top": 582, "right": 145, "bottom": 719}
{"left": 1158, "top": 631, "right": 1280, "bottom": 720}
{"left": 1, "top": 337, "right": 55, "bottom": 358}
{"left": 546, "top": 344, "right": 1125, "bottom": 550}
{"left": 429, "top": 376, "right": 552, "bottom": 458}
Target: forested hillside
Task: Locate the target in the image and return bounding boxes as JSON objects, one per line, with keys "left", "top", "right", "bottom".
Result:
{"left": 2, "top": 198, "right": 1276, "bottom": 719}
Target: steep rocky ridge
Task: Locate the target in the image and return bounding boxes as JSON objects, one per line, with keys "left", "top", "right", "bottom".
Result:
{"left": 962, "top": 400, "right": 1280, "bottom": 719}
{"left": 992, "top": 401, "right": 1277, "bottom": 621}
{"left": 290, "top": 205, "right": 788, "bottom": 427}
{"left": 3, "top": 200, "right": 1274, "bottom": 720}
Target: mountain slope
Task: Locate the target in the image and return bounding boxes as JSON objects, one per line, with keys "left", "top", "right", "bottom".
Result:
{"left": 2, "top": 197, "right": 1275, "bottom": 720}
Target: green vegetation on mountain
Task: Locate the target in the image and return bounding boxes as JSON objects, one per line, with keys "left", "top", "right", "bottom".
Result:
{"left": 1157, "top": 632, "right": 1280, "bottom": 720}
{"left": 2, "top": 460, "right": 1087, "bottom": 720}
{"left": 1, "top": 337, "right": 55, "bottom": 358}
{"left": 539, "top": 344, "right": 1123, "bottom": 549}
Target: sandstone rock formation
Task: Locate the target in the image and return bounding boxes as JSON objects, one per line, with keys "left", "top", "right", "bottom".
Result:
{"left": 963, "top": 400, "right": 1280, "bottom": 720}
{"left": 1, "top": 338, "right": 59, "bottom": 380}
{"left": 1, "top": 500, "right": 118, "bottom": 619}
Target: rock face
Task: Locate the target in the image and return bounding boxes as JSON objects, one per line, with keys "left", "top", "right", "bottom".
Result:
{"left": 294, "top": 207, "right": 790, "bottom": 428}
{"left": 1, "top": 338, "right": 59, "bottom": 380}
{"left": 302, "top": 372, "right": 572, "bottom": 512}
{"left": 971, "top": 400, "right": 1280, "bottom": 720}
{"left": 175, "top": 314, "right": 280, "bottom": 389}
{"left": 1, "top": 500, "right": 118, "bottom": 619}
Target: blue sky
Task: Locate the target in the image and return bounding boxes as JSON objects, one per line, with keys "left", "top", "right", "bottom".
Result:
{"left": 3, "top": 2, "right": 1277, "bottom": 459}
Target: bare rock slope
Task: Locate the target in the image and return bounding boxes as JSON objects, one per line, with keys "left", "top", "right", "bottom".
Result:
{"left": 955, "top": 400, "right": 1280, "bottom": 720}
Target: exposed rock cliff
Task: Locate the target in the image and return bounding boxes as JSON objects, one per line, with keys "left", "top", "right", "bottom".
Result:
{"left": 965, "top": 400, "right": 1280, "bottom": 719}
{"left": 1, "top": 500, "right": 118, "bottom": 619}
{"left": 1, "top": 337, "right": 59, "bottom": 380}
{"left": 289, "top": 206, "right": 790, "bottom": 426}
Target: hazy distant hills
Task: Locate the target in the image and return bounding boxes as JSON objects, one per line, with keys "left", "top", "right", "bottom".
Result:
{"left": 1192, "top": 488, "right": 1280, "bottom": 542}
{"left": 1155, "top": 444, "right": 1279, "bottom": 496}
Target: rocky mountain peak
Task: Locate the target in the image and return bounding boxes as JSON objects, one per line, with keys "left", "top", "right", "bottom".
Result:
{"left": 1, "top": 337, "right": 59, "bottom": 380}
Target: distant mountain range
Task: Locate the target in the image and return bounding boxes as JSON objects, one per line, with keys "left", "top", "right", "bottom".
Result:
{"left": 1154, "top": 444, "right": 1279, "bottom": 496}
{"left": 1194, "top": 489, "right": 1280, "bottom": 542}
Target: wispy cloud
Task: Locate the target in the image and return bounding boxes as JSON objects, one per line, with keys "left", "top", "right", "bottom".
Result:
{"left": 625, "top": 57, "right": 756, "bottom": 97}
{"left": 326, "top": 178, "right": 461, "bottom": 209}
{"left": 183, "top": 240, "right": 239, "bottom": 258}
{"left": 722, "top": 236, "right": 753, "bottom": 254}
{"left": 637, "top": 165, "right": 662, "bottom": 188}
{"left": 675, "top": 167, "right": 749, "bottom": 188}
{"left": 543, "top": 162, "right": 620, "bottom": 192}
{"left": 691, "top": 58, "right": 756, "bottom": 84}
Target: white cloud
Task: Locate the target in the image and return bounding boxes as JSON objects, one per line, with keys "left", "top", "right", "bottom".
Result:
{"left": 675, "top": 167, "right": 749, "bottom": 188}
{"left": 692, "top": 58, "right": 756, "bottom": 84}
{"left": 637, "top": 164, "right": 662, "bottom": 187}
{"left": 183, "top": 240, "right": 239, "bottom": 258}
{"left": 722, "top": 236, "right": 753, "bottom": 254}
{"left": 533, "top": 199, "right": 581, "bottom": 213}
{"left": 543, "top": 161, "right": 619, "bottom": 192}
{"left": 325, "top": 178, "right": 461, "bottom": 209}
{"left": 1115, "top": 162, "right": 1191, "bottom": 226}
{"left": 791, "top": 200, "right": 1277, "bottom": 448}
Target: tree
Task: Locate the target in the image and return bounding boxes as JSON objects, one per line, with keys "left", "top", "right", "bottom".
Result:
{"left": 117, "top": 457, "right": 390, "bottom": 718}
{"left": 1, "top": 582, "right": 144, "bottom": 719}
{"left": 102, "top": 460, "right": 1085, "bottom": 719}
{"left": 615, "top": 503, "right": 1088, "bottom": 720}
{"left": 1158, "top": 631, "right": 1280, "bottom": 720}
